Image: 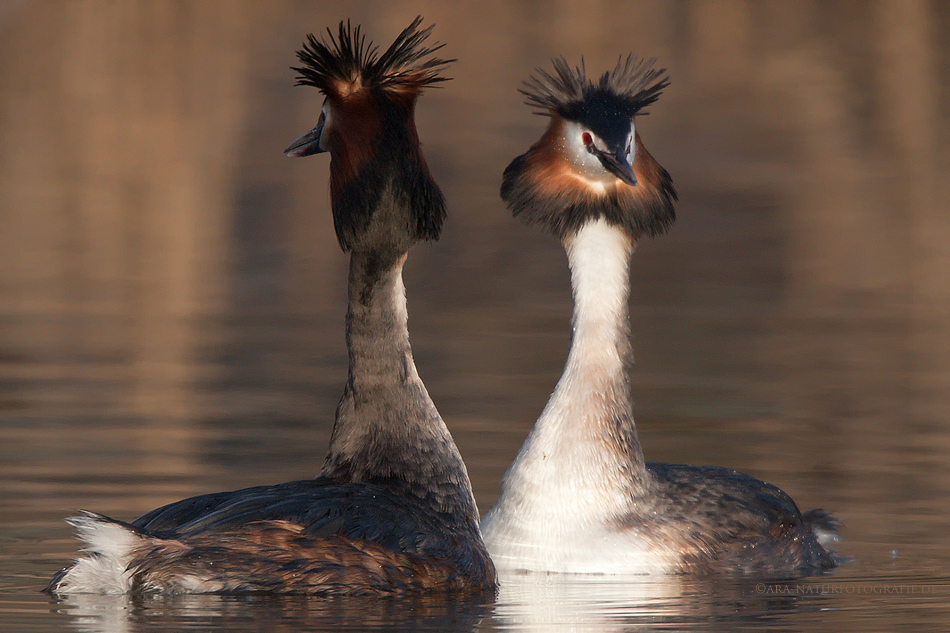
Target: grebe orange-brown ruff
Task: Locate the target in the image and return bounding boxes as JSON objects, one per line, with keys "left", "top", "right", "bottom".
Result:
{"left": 47, "top": 18, "right": 496, "bottom": 595}
{"left": 480, "top": 57, "right": 839, "bottom": 576}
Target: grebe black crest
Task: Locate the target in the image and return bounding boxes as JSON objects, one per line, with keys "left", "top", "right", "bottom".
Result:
{"left": 482, "top": 57, "right": 839, "bottom": 576}
{"left": 286, "top": 16, "right": 450, "bottom": 252}
{"left": 502, "top": 56, "right": 676, "bottom": 241}
{"left": 48, "top": 18, "right": 496, "bottom": 596}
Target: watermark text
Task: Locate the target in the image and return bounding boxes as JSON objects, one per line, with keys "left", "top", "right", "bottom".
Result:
{"left": 755, "top": 583, "right": 941, "bottom": 596}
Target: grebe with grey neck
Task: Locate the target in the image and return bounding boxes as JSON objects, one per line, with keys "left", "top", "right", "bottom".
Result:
{"left": 47, "top": 18, "right": 496, "bottom": 596}
{"left": 480, "top": 57, "right": 839, "bottom": 576}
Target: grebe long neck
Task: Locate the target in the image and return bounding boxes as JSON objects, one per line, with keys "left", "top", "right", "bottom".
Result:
{"left": 342, "top": 249, "right": 415, "bottom": 398}
{"left": 564, "top": 220, "right": 636, "bottom": 397}
{"left": 554, "top": 218, "right": 646, "bottom": 478}
{"left": 496, "top": 219, "right": 649, "bottom": 516}
{"left": 320, "top": 247, "right": 479, "bottom": 523}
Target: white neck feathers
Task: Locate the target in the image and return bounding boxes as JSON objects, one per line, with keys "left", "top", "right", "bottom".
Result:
{"left": 481, "top": 219, "right": 659, "bottom": 573}
{"left": 490, "top": 219, "right": 641, "bottom": 508}
{"left": 563, "top": 219, "right": 634, "bottom": 368}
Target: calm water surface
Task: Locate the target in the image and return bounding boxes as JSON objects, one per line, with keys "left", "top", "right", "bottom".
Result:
{"left": 2, "top": 1, "right": 950, "bottom": 631}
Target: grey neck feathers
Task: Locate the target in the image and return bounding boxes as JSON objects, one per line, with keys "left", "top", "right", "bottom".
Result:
{"left": 321, "top": 248, "right": 479, "bottom": 524}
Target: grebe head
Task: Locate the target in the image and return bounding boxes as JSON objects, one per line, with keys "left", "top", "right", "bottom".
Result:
{"left": 501, "top": 56, "right": 677, "bottom": 240}
{"left": 285, "top": 17, "right": 453, "bottom": 253}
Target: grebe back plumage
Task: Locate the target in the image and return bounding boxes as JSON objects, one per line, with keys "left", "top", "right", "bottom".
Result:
{"left": 47, "top": 18, "right": 496, "bottom": 595}
{"left": 480, "top": 57, "right": 839, "bottom": 576}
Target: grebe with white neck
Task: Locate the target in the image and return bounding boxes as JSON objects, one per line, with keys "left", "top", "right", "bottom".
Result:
{"left": 480, "top": 57, "right": 839, "bottom": 576}
{"left": 47, "top": 18, "right": 496, "bottom": 595}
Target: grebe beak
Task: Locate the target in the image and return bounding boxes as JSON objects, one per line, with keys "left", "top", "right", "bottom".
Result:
{"left": 284, "top": 118, "right": 326, "bottom": 157}
{"left": 593, "top": 148, "right": 637, "bottom": 187}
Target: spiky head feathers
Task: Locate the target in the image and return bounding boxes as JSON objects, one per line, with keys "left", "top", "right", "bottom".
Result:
{"left": 289, "top": 18, "right": 450, "bottom": 253}
{"left": 501, "top": 56, "right": 676, "bottom": 241}
{"left": 293, "top": 16, "right": 452, "bottom": 103}
{"left": 521, "top": 56, "right": 669, "bottom": 123}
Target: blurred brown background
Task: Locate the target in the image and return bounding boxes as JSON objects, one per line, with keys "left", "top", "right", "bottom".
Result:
{"left": 1, "top": 1, "right": 949, "bottom": 560}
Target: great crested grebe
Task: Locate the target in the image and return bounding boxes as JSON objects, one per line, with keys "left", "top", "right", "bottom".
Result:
{"left": 480, "top": 57, "right": 839, "bottom": 576}
{"left": 47, "top": 18, "right": 496, "bottom": 595}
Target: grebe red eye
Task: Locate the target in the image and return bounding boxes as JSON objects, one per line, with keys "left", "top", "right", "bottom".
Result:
{"left": 582, "top": 132, "right": 593, "bottom": 146}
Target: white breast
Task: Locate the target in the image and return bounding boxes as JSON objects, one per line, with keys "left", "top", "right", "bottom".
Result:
{"left": 481, "top": 220, "right": 676, "bottom": 574}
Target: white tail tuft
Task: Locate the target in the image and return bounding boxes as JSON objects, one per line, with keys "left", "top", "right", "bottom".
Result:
{"left": 50, "top": 511, "right": 144, "bottom": 594}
